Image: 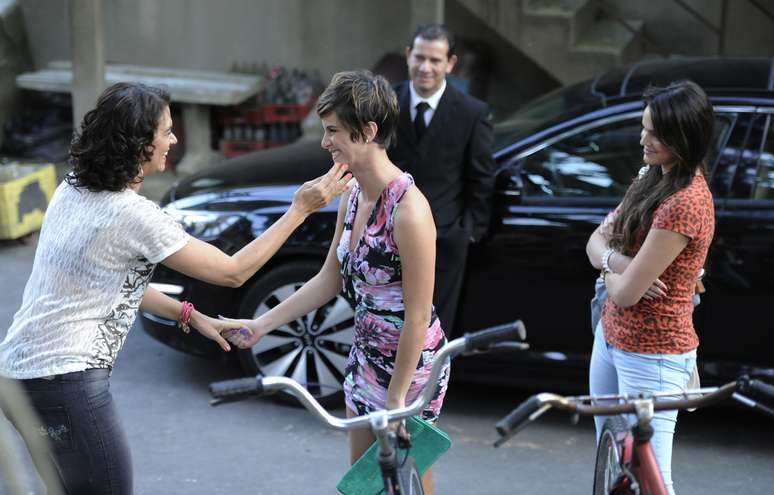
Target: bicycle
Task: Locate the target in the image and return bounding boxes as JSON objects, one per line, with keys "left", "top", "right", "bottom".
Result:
{"left": 209, "top": 320, "right": 528, "bottom": 495}
{"left": 493, "top": 376, "right": 774, "bottom": 495}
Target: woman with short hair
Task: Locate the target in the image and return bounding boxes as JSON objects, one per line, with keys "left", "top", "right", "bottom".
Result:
{"left": 226, "top": 70, "right": 449, "bottom": 494}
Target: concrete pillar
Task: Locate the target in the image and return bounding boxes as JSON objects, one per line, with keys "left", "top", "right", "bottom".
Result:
{"left": 175, "top": 103, "right": 222, "bottom": 176}
{"left": 69, "top": 0, "right": 105, "bottom": 130}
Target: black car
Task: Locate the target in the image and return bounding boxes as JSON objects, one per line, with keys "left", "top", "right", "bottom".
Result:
{"left": 142, "top": 57, "right": 774, "bottom": 404}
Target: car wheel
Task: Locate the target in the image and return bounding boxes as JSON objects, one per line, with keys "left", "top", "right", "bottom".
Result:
{"left": 236, "top": 261, "right": 354, "bottom": 407}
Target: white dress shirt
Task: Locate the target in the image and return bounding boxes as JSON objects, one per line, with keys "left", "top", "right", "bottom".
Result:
{"left": 409, "top": 79, "right": 446, "bottom": 128}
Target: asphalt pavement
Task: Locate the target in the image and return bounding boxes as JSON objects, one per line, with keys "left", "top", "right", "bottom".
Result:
{"left": 1, "top": 223, "right": 773, "bottom": 494}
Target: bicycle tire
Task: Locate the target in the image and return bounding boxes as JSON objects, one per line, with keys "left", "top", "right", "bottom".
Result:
{"left": 396, "top": 456, "right": 423, "bottom": 495}
{"left": 592, "top": 415, "right": 629, "bottom": 495}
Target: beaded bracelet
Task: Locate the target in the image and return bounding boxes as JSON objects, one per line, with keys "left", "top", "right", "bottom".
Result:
{"left": 178, "top": 301, "right": 194, "bottom": 334}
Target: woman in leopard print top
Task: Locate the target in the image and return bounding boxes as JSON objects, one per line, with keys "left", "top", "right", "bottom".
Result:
{"left": 586, "top": 80, "right": 715, "bottom": 495}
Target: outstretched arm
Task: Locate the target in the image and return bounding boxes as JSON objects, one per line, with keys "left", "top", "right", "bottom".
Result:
{"left": 222, "top": 186, "right": 352, "bottom": 348}
{"left": 386, "top": 188, "right": 437, "bottom": 410}
{"left": 162, "top": 163, "right": 351, "bottom": 287}
{"left": 140, "top": 286, "right": 250, "bottom": 352}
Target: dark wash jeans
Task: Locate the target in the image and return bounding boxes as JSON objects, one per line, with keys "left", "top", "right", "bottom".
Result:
{"left": 15, "top": 368, "right": 132, "bottom": 495}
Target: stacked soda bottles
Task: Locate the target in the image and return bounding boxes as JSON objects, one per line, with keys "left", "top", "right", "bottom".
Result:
{"left": 218, "top": 63, "right": 324, "bottom": 158}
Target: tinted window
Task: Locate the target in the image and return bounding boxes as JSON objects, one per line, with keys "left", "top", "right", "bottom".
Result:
{"left": 520, "top": 114, "right": 733, "bottom": 199}
{"left": 727, "top": 114, "right": 774, "bottom": 200}
{"left": 493, "top": 81, "right": 599, "bottom": 149}
{"left": 520, "top": 118, "right": 643, "bottom": 198}
{"left": 711, "top": 113, "right": 751, "bottom": 196}
{"left": 754, "top": 115, "right": 774, "bottom": 200}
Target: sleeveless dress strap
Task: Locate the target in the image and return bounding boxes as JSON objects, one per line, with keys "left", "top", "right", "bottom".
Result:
{"left": 385, "top": 173, "right": 414, "bottom": 233}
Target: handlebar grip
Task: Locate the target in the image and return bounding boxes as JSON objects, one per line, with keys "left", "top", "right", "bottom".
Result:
{"left": 747, "top": 379, "right": 774, "bottom": 402}
{"left": 464, "top": 320, "right": 526, "bottom": 352}
{"left": 209, "top": 376, "right": 264, "bottom": 402}
{"left": 495, "top": 395, "right": 542, "bottom": 437}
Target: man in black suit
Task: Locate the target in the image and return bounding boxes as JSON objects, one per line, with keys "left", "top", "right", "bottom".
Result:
{"left": 388, "top": 24, "right": 495, "bottom": 334}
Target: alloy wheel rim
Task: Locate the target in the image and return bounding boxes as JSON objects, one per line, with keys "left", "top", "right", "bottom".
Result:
{"left": 248, "top": 282, "right": 354, "bottom": 398}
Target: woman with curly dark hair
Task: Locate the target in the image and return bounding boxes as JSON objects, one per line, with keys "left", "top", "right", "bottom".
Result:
{"left": 0, "top": 81, "right": 350, "bottom": 494}
{"left": 586, "top": 80, "right": 715, "bottom": 494}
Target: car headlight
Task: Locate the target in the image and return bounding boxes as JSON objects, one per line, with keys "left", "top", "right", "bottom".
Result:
{"left": 163, "top": 207, "right": 242, "bottom": 240}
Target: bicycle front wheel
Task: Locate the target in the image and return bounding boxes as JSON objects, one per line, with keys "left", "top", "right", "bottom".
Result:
{"left": 592, "top": 416, "right": 628, "bottom": 495}
{"left": 396, "top": 456, "right": 424, "bottom": 495}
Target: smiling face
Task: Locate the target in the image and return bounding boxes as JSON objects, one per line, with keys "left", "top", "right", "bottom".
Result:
{"left": 640, "top": 105, "right": 676, "bottom": 169}
{"left": 142, "top": 105, "right": 177, "bottom": 176}
{"left": 405, "top": 36, "right": 457, "bottom": 98}
{"left": 320, "top": 111, "right": 365, "bottom": 166}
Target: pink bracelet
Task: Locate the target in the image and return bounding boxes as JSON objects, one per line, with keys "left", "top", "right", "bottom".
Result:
{"left": 178, "top": 301, "right": 194, "bottom": 334}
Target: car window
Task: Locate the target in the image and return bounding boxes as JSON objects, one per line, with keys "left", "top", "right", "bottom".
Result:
{"left": 727, "top": 113, "right": 774, "bottom": 200}
{"left": 520, "top": 118, "right": 644, "bottom": 198}
{"left": 753, "top": 115, "right": 774, "bottom": 200}
{"left": 711, "top": 112, "right": 752, "bottom": 197}
{"left": 519, "top": 114, "right": 734, "bottom": 199}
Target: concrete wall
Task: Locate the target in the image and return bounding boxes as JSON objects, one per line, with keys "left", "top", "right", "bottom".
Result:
{"left": 606, "top": 0, "right": 774, "bottom": 57}
{"left": 0, "top": 0, "right": 32, "bottom": 149}
{"left": 446, "top": 0, "right": 559, "bottom": 119}
{"left": 19, "top": 0, "right": 415, "bottom": 78}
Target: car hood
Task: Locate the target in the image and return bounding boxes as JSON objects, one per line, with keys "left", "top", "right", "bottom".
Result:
{"left": 165, "top": 138, "right": 332, "bottom": 204}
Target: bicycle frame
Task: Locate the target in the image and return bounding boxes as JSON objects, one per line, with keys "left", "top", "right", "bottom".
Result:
{"left": 614, "top": 400, "right": 666, "bottom": 495}
{"left": 211, "top": 320, "right": 528, "bottom": 494}
{"left": 495, "top": 377, "right": 774, "bottom": 495}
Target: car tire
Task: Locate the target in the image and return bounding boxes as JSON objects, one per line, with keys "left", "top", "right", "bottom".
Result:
{"left": 236, "top": 261, "right": 355, "bottom": 407}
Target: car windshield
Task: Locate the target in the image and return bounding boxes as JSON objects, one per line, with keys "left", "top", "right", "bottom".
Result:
{"left": 493, "top": 81, "right": 599, "bottom": 150}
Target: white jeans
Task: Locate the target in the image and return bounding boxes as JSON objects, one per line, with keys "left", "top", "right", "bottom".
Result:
{"left": 589, "top": 323, "right": 696, "bottom": 495}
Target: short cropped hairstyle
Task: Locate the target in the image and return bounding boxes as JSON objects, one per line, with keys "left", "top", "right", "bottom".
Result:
{"left": 316, "top": 70, "right": 399, "bottom": 149}
{"left": 409, "top": 23, "right": 456, "bottom": 58}
{"left": 67, "top": 82, "right": 171, "bottom": 192}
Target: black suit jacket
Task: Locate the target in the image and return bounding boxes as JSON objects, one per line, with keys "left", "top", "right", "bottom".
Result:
{"left": 388, "top": 81, "right": 495, "bottom": 265}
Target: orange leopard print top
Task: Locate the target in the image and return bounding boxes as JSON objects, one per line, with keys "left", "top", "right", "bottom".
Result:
{"left": 603, "top": 175, "right": 715, "bottom": 354}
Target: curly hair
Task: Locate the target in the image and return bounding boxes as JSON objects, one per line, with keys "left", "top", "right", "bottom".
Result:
{"left": 67, "top": 82, "right": 171, "bottom": 192}
{"left": 609, "top": 80, "right": 714, "bottom": 255}
{"left": 316, "top": 70, "right": 399, "bottom": 149}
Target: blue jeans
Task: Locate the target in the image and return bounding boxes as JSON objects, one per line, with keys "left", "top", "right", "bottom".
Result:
{"left": 15, "top": 368, "right": 132, "bottom": 495}
{"left": 590, "top": 276, "right": 607, "bottom": 334}
{"left": 589, "top": 323, "right": 696, "bottom": 495}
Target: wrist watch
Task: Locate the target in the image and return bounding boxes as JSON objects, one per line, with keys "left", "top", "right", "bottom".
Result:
{"left": 601, "top": 248, "right": 615, "bottom": 274}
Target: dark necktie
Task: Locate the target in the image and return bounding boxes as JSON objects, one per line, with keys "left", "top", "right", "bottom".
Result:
{"left": 414, "top": 102, "right": 430, "bottom": 140}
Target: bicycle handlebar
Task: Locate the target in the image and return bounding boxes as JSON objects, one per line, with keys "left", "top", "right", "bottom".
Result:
{"left": 745, "top": 378, "right": 774, "bottom": 402}
{"left": 210, "top": 320, "right": 528, "bottom": 432}
{"left": 464, "top": 320, "right": 526, "bottom": 353}
{"left": 494, "top": 395, "right": 543, "bottom": 438}
{"left": 209, "top": 376, "right": 264, "bottom": 403}
{"left": 495, "top": 377, "right": 774, "bottom": 446}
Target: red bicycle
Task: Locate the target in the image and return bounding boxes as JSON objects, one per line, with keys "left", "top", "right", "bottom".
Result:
{"left": 494, "top": 376, "right": 774, "bottom": 495}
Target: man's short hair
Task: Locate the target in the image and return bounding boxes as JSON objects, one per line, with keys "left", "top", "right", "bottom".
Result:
{"left": 316, "top": 70, "right": 399, "bottom": 149}
{"left": 409, "top": 24, "right": 456, "bottom": 58}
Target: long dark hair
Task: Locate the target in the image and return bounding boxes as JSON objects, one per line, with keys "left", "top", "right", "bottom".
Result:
{"left": 609, "top": 80, "right": 714, "bottom": 255}
{"left": 67, "top": 82, "right": 171, "bottom": 192}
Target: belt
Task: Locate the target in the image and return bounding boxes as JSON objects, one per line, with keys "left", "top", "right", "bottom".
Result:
{"left": 38, "top": 367, "right": 112, "bottom": 381}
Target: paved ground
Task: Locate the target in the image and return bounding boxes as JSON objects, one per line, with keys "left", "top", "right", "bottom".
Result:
{"left": 1, "top": 214, "right": 773, "bottom": 494}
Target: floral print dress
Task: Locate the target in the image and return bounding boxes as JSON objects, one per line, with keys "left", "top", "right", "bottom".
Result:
{"left": 336, "top": 173, "right": 450, "bottom": 422}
